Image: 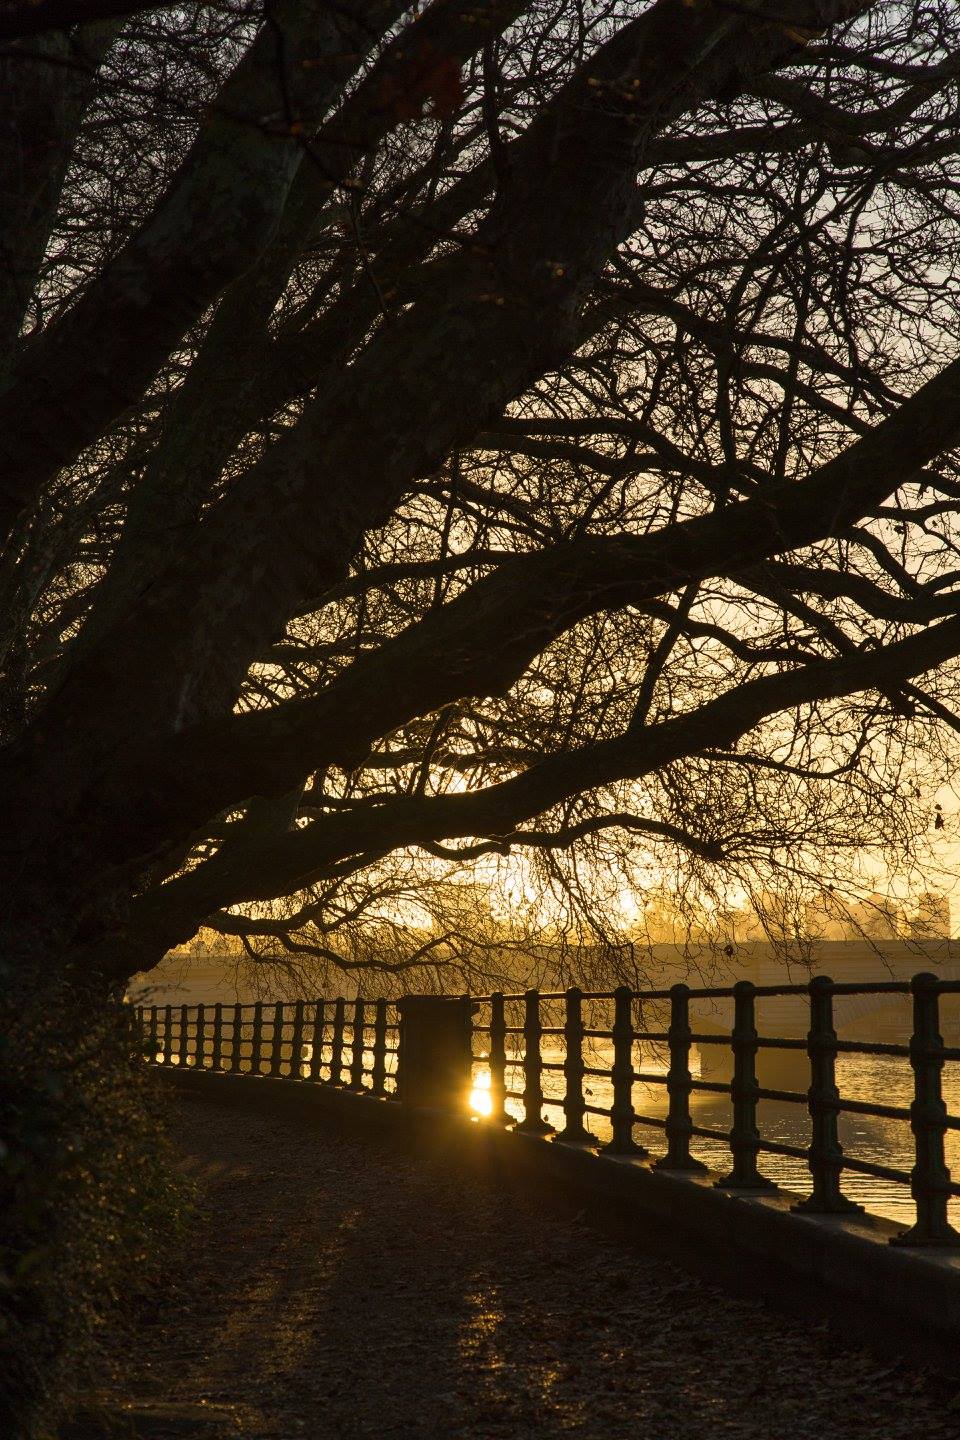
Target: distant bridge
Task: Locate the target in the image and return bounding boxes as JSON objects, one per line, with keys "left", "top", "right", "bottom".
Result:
{"left": 676, "top": 941, "right": 960, "bottom": 1080}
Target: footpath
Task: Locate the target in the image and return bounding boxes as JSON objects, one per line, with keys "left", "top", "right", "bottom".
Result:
{"left": 90, "top": 1095, "right": 960, "bottom": 1439}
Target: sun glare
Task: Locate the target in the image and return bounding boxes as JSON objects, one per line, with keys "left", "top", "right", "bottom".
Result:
{"left": 470, "top": 1069, "right": 493, "bottom": 1116}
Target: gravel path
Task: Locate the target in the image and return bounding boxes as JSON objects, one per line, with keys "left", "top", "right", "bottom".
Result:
{"left": 99, "top": 1096, "right": 960, "bottom": 1439}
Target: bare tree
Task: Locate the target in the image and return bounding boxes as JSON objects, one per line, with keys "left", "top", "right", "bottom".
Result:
{"left": 7, "top": 2, "right": 960, "bottom": 1425}
{"left": 2, "top": 0, "right": 960, "bottom": 997}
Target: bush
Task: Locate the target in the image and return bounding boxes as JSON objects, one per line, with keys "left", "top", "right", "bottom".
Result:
{"left": 0, "top": 969, "right": 190, "bottom": 1439}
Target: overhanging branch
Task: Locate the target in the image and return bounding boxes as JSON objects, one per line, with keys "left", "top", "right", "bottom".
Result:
{"left": 115, "top": 609, "right": 960, "bottom": 970}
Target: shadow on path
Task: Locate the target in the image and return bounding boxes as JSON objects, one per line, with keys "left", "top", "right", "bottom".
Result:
{"left": 93, "top": 1096, "right": 960, "bottom": 1439}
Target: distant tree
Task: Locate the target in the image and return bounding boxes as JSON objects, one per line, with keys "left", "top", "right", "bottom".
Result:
{"left": 2, "top": 0, "right": 960, "bottom": 990}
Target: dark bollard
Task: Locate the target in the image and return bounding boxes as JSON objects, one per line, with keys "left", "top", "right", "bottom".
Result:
{"left": 557, "top": 988, "right": 597, "bottom": 1145}
{"left": 655, "top": 984, "right": 707, "bottom": 1172}
{"left": 794, "top": 976, "right": 861, "bottom": 1215}
{"left": 396, "top": 995, "right": 477, "bottom": 1112}
{"left": 894, "top": 973, "right": 960, "bottom": 1246}
{"left": 717, "top": 981, "right": 775, "bottom": 1191}
{"left": 603, "top": 986, "right": 646, "bottom": 1156}
{"left": 516, "top": 989, "right": 553, "bottom": 1134}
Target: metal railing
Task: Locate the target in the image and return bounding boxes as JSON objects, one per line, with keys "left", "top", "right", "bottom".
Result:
{"left": 141, "top": 997, "right": 400, "bottom": 1095}
{"left": 138, "top": 971, "right": 960, "bottom": 1247}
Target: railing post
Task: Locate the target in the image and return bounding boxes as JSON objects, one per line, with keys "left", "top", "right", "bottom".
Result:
{"left": 330, "top": 997, "right": 346, "bottom": 1084}
{"left": 602, "top": 986, "right": 646, "bottom": 1156}
{"left": 371, "top": 999, "right": 388, "bottom": 1095}
{"left": 196, "top": 1003, "right": 206, "bottom": 1069}
{"left": 894, "top": 972, "right": 960, "bottom": 1246}
{"left": 488, "top": 992, "right": 510, "bottom": 1124}
{"left": 148, "top": 1006, "right": 158, "bottom": 1063}
{"left": 163, "top": 1004, "right": 173, "bottom": 1066}
{"left": 350, "top": 998, "right": 366, "bottom": 1089}
{"left": 793, "top": 976, "right": 861, "bottom": 1214}
{"left": 230, "top": 1003, "right": 243, "bottom": 1073}
{"left": 211, "top": 1002, "right": 223, "bottom": 1072}
{"left": 290, "top": 1000, "right": 305, "bottom": 1080}
{"left": 557, "top": 987, "right": 596, "bottom": 1145}
{"left": 269, "top": 1002, "right": 284, "bottom": 1078}
{"left": 178, "top": 1004, "right": 190, "bottom": 1067}
{"left": 717, "top": 981, "right": 775, "bottom": 1190}
{"left": 250, "top": 1002, "right": 264, "bottom": 1075}
{"left": 655, "top": 984, "right": 707, "bottom": 1172}
{"left": 309, "top": 1000, "right": 325, "bottom": 1081}
{"left": 517, "top": 989, "right": 553, "bottom": 1134}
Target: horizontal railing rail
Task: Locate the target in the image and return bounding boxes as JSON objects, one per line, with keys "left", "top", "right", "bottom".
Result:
{"left": 138, "top": 971, "right": 960, "bottom": 1247}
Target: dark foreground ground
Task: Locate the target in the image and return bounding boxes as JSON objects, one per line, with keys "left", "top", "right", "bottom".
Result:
{"left": 92, "top": 1095, "right": 960, "bottom": 1439}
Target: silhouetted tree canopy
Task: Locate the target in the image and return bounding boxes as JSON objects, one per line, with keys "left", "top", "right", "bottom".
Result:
{"left": 2, "top": 0, "right": 960, "bottom": 988}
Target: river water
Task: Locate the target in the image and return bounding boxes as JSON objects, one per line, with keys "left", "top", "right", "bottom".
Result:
{"left": 480, "top": 1044, "right": 960, "bottom": 1229}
